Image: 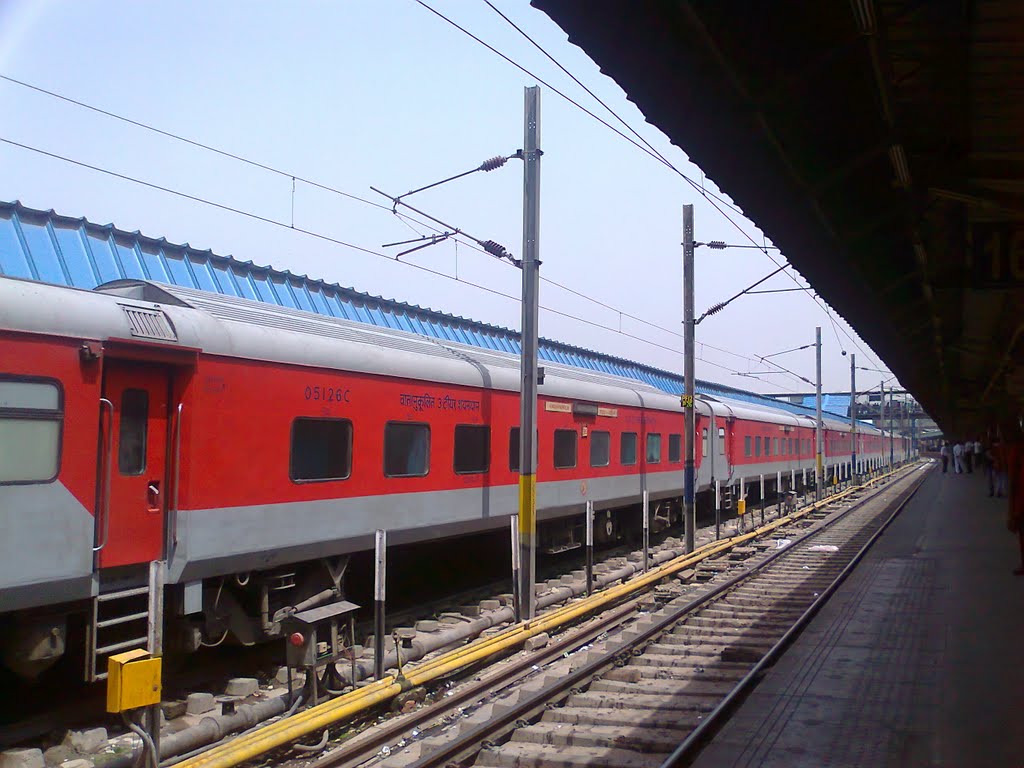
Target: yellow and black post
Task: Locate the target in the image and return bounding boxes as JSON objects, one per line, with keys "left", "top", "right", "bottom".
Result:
{"left": 517, "top": 85, "right": 541, "bottom": 621}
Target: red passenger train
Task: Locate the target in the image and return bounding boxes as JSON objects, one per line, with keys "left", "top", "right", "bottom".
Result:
{"left": 0, "top": 276, "right": 911, "bottom": 681}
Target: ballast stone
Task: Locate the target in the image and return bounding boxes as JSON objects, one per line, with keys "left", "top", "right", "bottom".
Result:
{"left": 0, "top": 749, "right": 44, "bottom": 768}
{"left": 161, "top": 700, "right": 187, "bottom": 720}
{"left": 524, "top": 633, "right": 549, "bottom": 651}
{"left": 42, "top": 747, "right": 75, "bottom": 767}
{"left": 63, "top": 730, "right": 107, "bottom": 756}
{"left": 273, "top": 667, "right": 306, "bottom": 688}
{"left": 60, "top": 760, "right": 93, "bottom": 768}
{"left": 186, "top": 692, "right": 216, "bottom": 715}
{"left": 224, "top": 678, "right": 259, "bottom": 697}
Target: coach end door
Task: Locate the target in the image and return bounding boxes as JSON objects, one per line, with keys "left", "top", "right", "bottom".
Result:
{"left": 99, "top": 362, "right": 169, "bottom": 569}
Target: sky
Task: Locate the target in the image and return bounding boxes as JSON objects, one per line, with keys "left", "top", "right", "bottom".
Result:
{"left": 0, "top": 0, "right": 901, "bottom": 395}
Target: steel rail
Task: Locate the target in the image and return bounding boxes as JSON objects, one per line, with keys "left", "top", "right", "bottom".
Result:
{"left": 311, "top": 598, "right": 645, "bottom": 768}
{"left": 397, "top": 465, "right": 924, "bottom": 768}
{"left": 173, "top": 464, "right": 915, "bottom": 768}
{"left": 662, "top": 463, "right": 932, "bottom": 766}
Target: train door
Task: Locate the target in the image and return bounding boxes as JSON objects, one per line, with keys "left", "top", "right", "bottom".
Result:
{"left": 99, "top": 361, "right": 170, "bottom": 569}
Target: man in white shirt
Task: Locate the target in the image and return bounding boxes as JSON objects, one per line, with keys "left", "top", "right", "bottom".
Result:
{"left": 939, "top": 441, "right": 950, "bottom": 473}
{"left": 953, "top": 442, "right": 965, "bottom": 474}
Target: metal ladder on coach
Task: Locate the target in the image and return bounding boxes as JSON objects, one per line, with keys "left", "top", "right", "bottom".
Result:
{"left": 85, "top": 561, "right": 165, "bottom": 682}
{"left": 722, "top": 484, "right": 735, "bottom": 510}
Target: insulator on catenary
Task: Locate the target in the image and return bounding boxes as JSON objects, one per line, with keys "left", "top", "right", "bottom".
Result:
{"left": 481, "top": 240, "right": 510, "bottom": 259}
{"left": 704, "top": 302, "right": 726, "bottom": 317}
{"left": 479, "top": 155, "right": 508, "bottom": 172}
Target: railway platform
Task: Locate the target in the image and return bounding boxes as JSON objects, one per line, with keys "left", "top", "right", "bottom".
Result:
{"left": 688, "top": 466, "right": 1024, "bottom": 768}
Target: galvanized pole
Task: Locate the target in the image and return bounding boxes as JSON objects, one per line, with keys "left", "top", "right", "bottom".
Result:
{"left": 374, "top": 529, "right": 386, "bottom": 680}
{"left": 889, "top": 385, "right": 895, "bottom": 466}
{"left": 517, "top": 86, "right": 541, "bottom": 621}
{"left": 714, "top": 480, "right": 721, "bottom": 540}
{"left": 146, "top": 560, "right": 165, "bottom": 766}
{"left": 641, "top": 492, "right": 650, "bottom": 572}
{"left": 585, "top": 500, "right": 594, "bottom": 596}
{"left": 682, "top": 204, "right": 696, "bottom": 554}
{"left": 880, "top": 380, "right": 886, "bottom": 467}
{"left": 815, "top": 326, "right": 823, "bottom": 501}
{"left": 510, "top": 514, "right": 520, "bottom": 623}
{"left": 776, "top": 470, "right": 782, "bottom": 517}
{"left": 759, "top": 474, "right": 765, "bottom": 526}
{"left": 739, "top": 477, "right": 745, "bottom": 532}
{"left": 850, "top": 354, "right": 857, "bottom": 481}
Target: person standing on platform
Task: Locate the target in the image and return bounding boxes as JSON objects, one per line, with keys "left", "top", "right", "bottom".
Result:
{"left": 940, "top": 441, "right": 950, "bottom": 473}
{"left": 965, "top": 440, "right": 973, "bottom": 473}
{"left": 1003, "top": 438, "right": 1024, "bottom": 575}
{"left": 953, "top": 441, "right": 965, "bottom": 474}
{"left": 991, "top": 439, "right": 1007, "bottom": 498}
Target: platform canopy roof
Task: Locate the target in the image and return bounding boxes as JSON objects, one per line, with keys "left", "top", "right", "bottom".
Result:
{"left": 534, "top": 0, "right": 1024, "bottom": 436}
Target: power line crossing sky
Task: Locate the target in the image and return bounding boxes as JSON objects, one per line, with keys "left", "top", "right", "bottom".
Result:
{"left": 0, "top": 0, "right": 894, "bottom": 393}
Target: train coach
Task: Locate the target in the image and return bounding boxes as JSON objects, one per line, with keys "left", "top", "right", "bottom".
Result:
{"left": 0, "top": 275, "right": 909, "bottom": 682}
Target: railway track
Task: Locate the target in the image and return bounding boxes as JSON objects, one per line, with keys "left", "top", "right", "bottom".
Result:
{"left": 299, "top": 463, "right": 928, "bottom": 768}
{"left": 42, "top": 466, "right": 915, "bottom": 768}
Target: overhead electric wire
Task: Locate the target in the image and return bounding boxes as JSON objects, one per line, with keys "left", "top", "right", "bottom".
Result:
{"left": 0, "top": 73, "right": 394, "bottom": 215}
{"left": 415, "top": 0, "right": 748, "bottom": 218}
{"left": 761, "top": 343, "right": 814, "bottom": 359}
{"left": 697, "top": 264, "right": 787, "bottom": 324}
{"left": 482, "top": 1, "right": 683, "bottom": 187}
{"left": 758, "top": 356, "right": 813, "bottom": 387}
{"left": 746, "top": 286, "right": 813, "bottom": 295}
{"left": 679, "top": 171, "right": 879, "bottom": 366}
{"left": 0, "top": 71, "right": 775, "bottom": 370}
{"left": 0, "top": 71, "right": 822, "bottom": 377}
{"left": 0, "top": 64, "right": 853, "bottom": 378}
{"left": 447, "top": 1, "right": 883, "bottom": 368}
{"left": 3, "top": 133, "right": 792, "bottom": 383}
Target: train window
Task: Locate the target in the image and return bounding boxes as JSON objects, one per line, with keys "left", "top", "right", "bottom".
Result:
{"left": 118, "top": 389, "right": 148, "bottom": 476}
{"left": 773, "top": 438, "right": 779, "bottom": 456}
{"left": 646, "top": 433, "right": 662, "bottom": 463}
{"left": 509, "top": 428, "right": 520, "bottom": 472}
{"left": 755, "top": 436, "right": 762, "bottom": 457}
{"left": 789, "top": 438, "right": 794, "bottom": 454}
{"left": 509, "top": 427, "right": 539, "bottom": 472}
{"left": 621, "top": 432, "right": 638, "bottom": 465}
{"left": 454, "top": 425, "right": 490, "bottom": 474}
{"left": 669, "top": 434, "right": 682, "bottom": 462}
{"left": 291, "top": 418, "right": 352, "bottom": 482}
{"left": 590, "top": 430, "right": 611, "bottom": 467}
{"left": 718, "top": 428, "right": 725, "bottom": 455}
{"left": 384, "top": 422, "right": 430, "bottom": 477}
{"left": 554, "top": 429, "right": 577, "bottom": 469}
{"left": 701, "top": 428, "right": 708, "bottom": 457}
{"left": 0, "top": 378, "right": 63, "bottom": 484}
{"left": 744, "top": 435, "right": 751, "bottom": 457}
